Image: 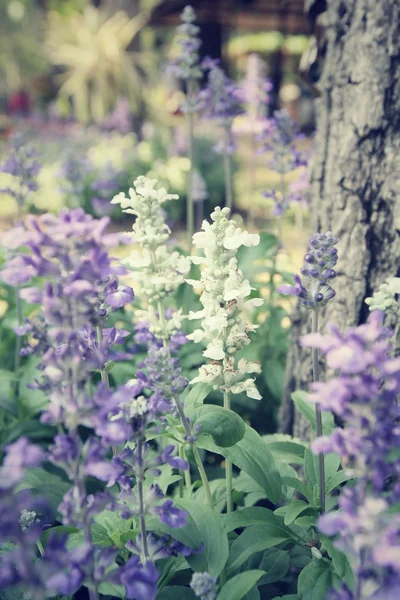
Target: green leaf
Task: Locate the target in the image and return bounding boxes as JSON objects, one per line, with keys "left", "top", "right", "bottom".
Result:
{"left": 281, "top": 477, "right": 314, "bottom": 503}
{"left": 298, "top": 560, "right": 337, "bottom": 600}
{"left": 237, "top": 231, "right": 278, "bottom": 276}
{"left": 192, "top": 405, "right": 246, "bottom": 447}
{"left": 227, "top": 524, "right": 291, "bottom": 574}
{"left": 259, "top": 549, "right": 290, "bottom": 584}
{"left": 217, "top": 570, "right": 266, "bottom": 600}
{"left": 94, "top": 510, "right": 131, "bottom": 548}
{"left": 156, "top": 588, "right": 196, "bottom": 600}
{"left": 304, "top": 450, "right": 341, "bottom": 492}
{"left": 182, "top": 383, "right": 212, "bottom": 412}
{"left": 98, "top": 583, "right": 125, "bottom": 599}
{"left": 325, "top": 470, "right": 354, "bottom": 494}
{"left": 284, "top": 500, "right": 314, "bottom": 526}
{"left": 198, "top": 425, "right": 281, "bottom": 504}
{"left": 4, "top": 420, "right": 55, "bottom": 445}
{"left": 151, "top": 499, "right": 229, "bottom": 577}
{"left": 68, "top": 522, "right": 114, "bottom": 549}
{"left": 291, "top": 391, "right": 335, "bottom": 434}
{"left": 271, "top": 596, "right": 298, "bottom": 600}
{"left": 0, "top": 370, "right": 17, "bottom": 416}
{"left": 41, "top": 526, "right": 79, "bottom": 545}
{"left": 263, "top": 435, "right": 306, "bottom": 465}
{"left": 18, "top": 467, "right": 70, "bottom": 512}
{"left": 223, "top": 507, "right": 293, "bottom": 537}
{"left": 263, "top": 358, "right": 285, "bottom": 400}
{"left": 321, "top": 536, "right": 355, "bottom": 590}
{"left": 19, "top": 357, "right": 48, "bottom": 416}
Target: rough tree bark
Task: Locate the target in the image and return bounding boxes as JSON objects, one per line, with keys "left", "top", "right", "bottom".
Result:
{"left": 279, "top": 0, "right": 400, "bottom": 437}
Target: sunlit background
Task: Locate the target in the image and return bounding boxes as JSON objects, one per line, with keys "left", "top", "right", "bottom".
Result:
{"left": 0, "top": 0, "right": 312, "bottom": 249}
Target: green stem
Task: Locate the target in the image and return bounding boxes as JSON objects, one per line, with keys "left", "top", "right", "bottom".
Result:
{"left": 187, "top": 79, "right": 195, "bottom": 248}
{"left": 155, "top": 298, "right": 214, "bottom": 507}
{"left": 88, "top": 589, "right": 100, "bottom": 600}
{"left": 178, "top": 446, "right": 185, "bottom": 498}
{"left": 173, "top": 392, "right": 214, "bottom": 509}
{"left": 96, "top": 324, "right": 117, "bottom": 456}
{"left": 137, "top": 436, "right": 149, "bottom": 563}
{"left": 223, "top": 128, "right": 233, "bottom": 210}
{"left": 36, "top": 540, "right": 45, "bottom": 557}
{"left": 223, "top": 390, "right": 233, "bottom": 513}
{"left": 95, "top": 324, "right": 109, "bottom": 387}
{"left": 13, "top": 288, "right": 22, "bottom": 413}
{"left": 312, "top": 308, "right": 325, "bottom": 513}
{"left": 193, "top": 446, "right": 214, "bottom": 508}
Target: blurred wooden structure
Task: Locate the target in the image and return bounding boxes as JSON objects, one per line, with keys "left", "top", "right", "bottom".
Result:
{"left": 150, "top": 0, "right": 309, "bottom": 35}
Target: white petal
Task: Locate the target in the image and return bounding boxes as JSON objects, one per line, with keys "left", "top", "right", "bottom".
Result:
{"left": 203, "top": 346, "right": 225, "bottom": 360}
{"left": 187, "top": 329, "right": 204, "bottom": 343}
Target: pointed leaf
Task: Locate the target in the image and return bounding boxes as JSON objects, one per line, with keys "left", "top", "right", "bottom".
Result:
{"left": 192, "top": 405, "right": 245, "bottom": 447}
{"left": 217, "top": 570, "right": 266, "bottom": 600}
{"left": 227, "top": 525, "right": 291, "bottom": 574}
{"left": 198, "top": 425, "right": 281, "bottom": 504}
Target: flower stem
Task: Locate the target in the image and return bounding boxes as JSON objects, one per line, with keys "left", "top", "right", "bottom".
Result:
{"left": 13, "top": 288, "right": 22, "bottom": 410}
{"left": 95, "top": 324, "right": 109, "bottom": 387}
{"left": 136, "top": 436, "right": 149, "bottom": 563}
{"left": 312, "top": 308, "right": 325, "bottom": 513}
{"left": 223, "top": 390, "right": 233, "bottom": 513}
{"left": 223, "top": 128, "right": 233, "bottom": 210}
{"left": 173, "top": 392, "right": 214, "bottom": 508}
{"left": 193, "top": 446, "right": 214, "bottom": 508}
{"left": 187, "top": 79, "right": 195, "bottom": 248}
{"left": 155, "top": 298, "right": 213, "bottom": 507}
{"left": 36, "top": 540, "right": 45, "bottom": 557}
{"left": 88, "top": 589, "right": 100, "bottom": 600}
{"left": 96, "top": 324, "right": 117, "bottom": 456}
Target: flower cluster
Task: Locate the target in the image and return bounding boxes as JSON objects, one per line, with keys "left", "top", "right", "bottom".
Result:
{"left": 91, "top": 161, "right": 125, "bottom": 216}
{"left": 0, "top": 132, "right": 41, "bottom": 212}
{"left": 302, "top": 310, "right": 400, "bottom": 598}
{"left": 242, "top": 53, "right": 272, "bottom": 122}
{"left": 190, "top": 571, "right": 218, "bottom": 600}
{"left": 365, "top": 276, "right": 400, "bottom": 312}
{"left": 187, "top": 206, "right": 263, "bottom": 399}
{"left": 169, "top": 5, "right": 203, "bottom": 83}
{"left": 1, "top": 209, "right": 134, "bottom": 401}
{"left": 278, "top": 231, "right": 338, "bottom": 309}
{"left": 101, "top": 97, "right": 132, "bottom": 134}
{"left": 58, "top": 148, "right": 93, "bottom": 207}
{"left": 197, "top": 59, "right": 244, "bottom": 154}
{"left": 259, "top": 109, "right": 307, "bottom": 215}
{"left": 112, "top": 176, "right": 190, "bottom": 340}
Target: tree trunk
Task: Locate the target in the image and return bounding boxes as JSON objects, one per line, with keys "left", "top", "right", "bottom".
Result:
{"left": 279, "top": 0, "right": 400, "bottom": 438}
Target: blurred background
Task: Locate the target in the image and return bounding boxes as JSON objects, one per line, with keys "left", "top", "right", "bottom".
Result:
{"left": 0, "top": 0, "right": 313, "bottom": 231}
{"left": 0, "top": 0, "right": 317, "bottom": 438}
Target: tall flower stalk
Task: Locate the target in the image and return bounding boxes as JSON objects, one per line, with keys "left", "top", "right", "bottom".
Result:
{"left": 198, "top": 60, "right": 243, "bottom": 211}
{"left": 187, "top": 206, "right": 263, "bottom": 512}
{"left": 112, "top": 177, "right": 214, "bottom": 506}
{"left": 302, "top": 311, "right": 400, "bottom": 599}
{"left": 278, "top": 231, "right": 338, "bottom": 513}
{"left": 0, "top": 134, "right": 41, "bottom": 405}
{"left": 169, "top": 5, "right": 203, "bottom": 246}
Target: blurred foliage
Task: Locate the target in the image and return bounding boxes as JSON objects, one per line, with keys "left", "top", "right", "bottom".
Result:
{"left": 45, "top": 6, "right": 155, "bottom": 124}
{"left": 226, "top": 31, "right": 309, "bottom": 60}
{"left": 0, "top": 0, "right": 47, "bottom": 95}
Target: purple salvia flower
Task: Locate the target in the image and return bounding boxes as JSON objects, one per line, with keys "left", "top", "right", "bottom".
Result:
{"left": 258, "top": 109, "right": 307, "bottom": 215}
{"left": 302, "top": 311, "right": 400, "bottom": 596}
{"left": 169, "top": 5, "right": 203, "bottom": 83}
{"left": 197, "top": 60, "right": 244, "bottom": 155}
{"left": 0, "top": 133, "right": 41, "bottom": 210}
{"left": 278, "top": 231, "right": 338, "bottom": 308}
{"left": 118, "top": 556, "right": 158, "bottom": 600}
